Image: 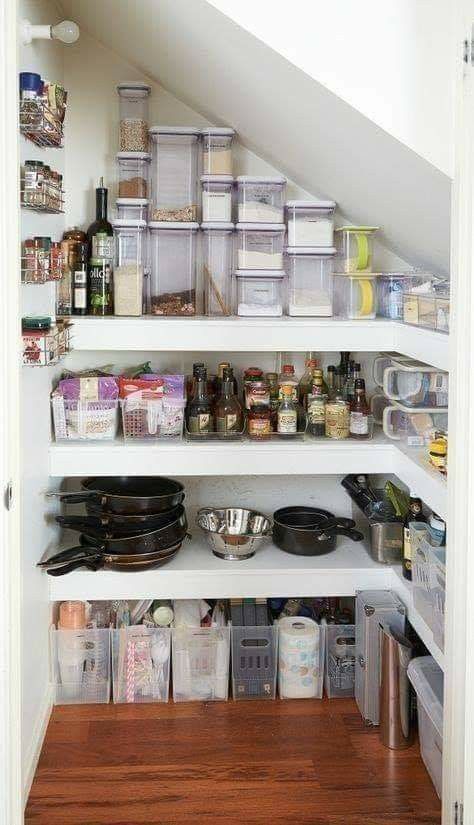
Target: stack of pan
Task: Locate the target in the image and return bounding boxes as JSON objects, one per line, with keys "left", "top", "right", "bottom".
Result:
{"left": 39, "top": 477, "right": 187, "bottom": 576}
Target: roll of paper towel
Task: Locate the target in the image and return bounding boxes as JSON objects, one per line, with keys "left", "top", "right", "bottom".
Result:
{"left": 278, "top": 616, "right": 322, "bottom": 699}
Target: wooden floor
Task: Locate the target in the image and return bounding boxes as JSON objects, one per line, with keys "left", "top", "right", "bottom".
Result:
{"left": 26, "top": 699, "right": 441, "bottom": 825}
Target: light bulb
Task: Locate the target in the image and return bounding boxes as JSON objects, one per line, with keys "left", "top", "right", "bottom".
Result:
{"left": 51, "top": 20, "right": 80, "bottom": 44}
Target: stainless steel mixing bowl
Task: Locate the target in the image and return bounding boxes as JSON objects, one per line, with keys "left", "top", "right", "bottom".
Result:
{"left": 196, "top": 507, "right": 273, "bottom": 560}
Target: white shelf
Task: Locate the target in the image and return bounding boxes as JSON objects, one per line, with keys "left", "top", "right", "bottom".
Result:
{"left": 391, "top": 565, "right": 445, "bottom": 669}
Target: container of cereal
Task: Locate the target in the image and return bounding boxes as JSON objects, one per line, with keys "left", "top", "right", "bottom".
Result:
{"left": 149, "top": 127, "right": 200, "bottom": 221}
{"left": 117, "top": 82, "right": 150, "bottom": 152}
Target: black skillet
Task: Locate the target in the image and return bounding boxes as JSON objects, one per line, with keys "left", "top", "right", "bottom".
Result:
{"left": 55, "top": 504, "right": 186, "bottom": 538}
{"left": 43, "top": 543, "right": 182, "bottom": 576}
{"left": 50, "top": 476, "right": 185, "bottom": 515}
{"left": 273, "top": 506, "right": 364, "bottom": 557}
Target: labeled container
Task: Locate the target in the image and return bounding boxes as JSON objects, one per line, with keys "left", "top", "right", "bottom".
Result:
{"left": 325, "top": 624, "right": 356, "bottom": 698}
{"left": 201, "top": 127, "right": 235, "bottom": 175}
{"left": 278, "top": 617, "right": 324, "bottom": 699}
{"left": 50, "top": 627, "right": 111, "bottom": 704}
{"left": 286, "top": 247, "right": 335, "bottom": 316}
{"left": 382, "top": 401, "right": 448, "bottom": 447}
{"left": 201, "top": 175, "right": 233, "bottom": 222}
{"left": 232, "top": 625, "right": 278, "bottom": 699}
{"left": 377, "top": 273, "right": 430, "bottom": 321}
{"left": 236, "top": 223, "right": 285, "bottom": 269}
{"left": 201, "top": 222, "right": 234, "bottom": 316}
{"left": 172, "top": 626, "right": 230, "bottom": 701}
{"left": 335, "top": 226, "right": 379, "bottom": 273}
{"left": 382, "top": 360, "right": 448, "bottom": 408}
{"left": 149, "top": 127, "right": 200, "bottom": 221}
{"left": 116, "top": 152, "right": 150, "bottom": 199}
{"left": 116, "top": 198, "right": 149, "bottom": 221}
{"left": 117, "top": 82, "right": 150, "bottom": 152}
{"left": 235, "top": 269, "right": 285, "bottom": 317}
{"left": 149, "top": 222, "right": 199, "bottom": 315}
{"left": 334, "top": 273, "right": 377, "bottom": 319}
{"left": 112, "top": 626, "right": 171, "bottom": 703}
{"left": 403, "top": 286, "right": 451, "bottom": 333}
{"left": 113, "top": 219, "right": 147, "bottom": 316}
{"left": 407, "top": 656, "right": 444, "bottom": 798}
{"left": 286, "top": 200, "right": 336, "bottom": 247}
{"left": 237, "top": 176, "right": 286, "bottom": 223}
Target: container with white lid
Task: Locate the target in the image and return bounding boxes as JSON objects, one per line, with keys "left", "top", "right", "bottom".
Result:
{"left": 382, "top": 360, "right": 448, "bottom": 408}
{"left": 201, "top": 222, "right": 234, "bottom": 316}
{"left": 117, "top": 82, "right": 151, "bottom": 152}
{"left": 201, "top": 127, "right": 235, "bottom": 175}
{"left": 149, "top": 127, "right": 200, "bottom": 222}
{"left": 334, "top": 273, "right": 378, "bottom": 319}
{"left": 286, "top": 201, "right": 336, "bottom": 247}
{"left": 112, "top": 219, "right": 147, "bottom": 316}
{"left": 286, "top": 247, "right": 335, "bottom": 317}
{"left": 201, "top": 175, "right": 233, "bottom": 222}
{"left": 235, "top": 269, "right": 285, "bottom": 317}
{"left": 116, "top": 198, "right": 149, "bottom": 221}
{"left": 335, "top": 226, "right": 379, "bottom": 273}
{"left": 407, "top": 656, "right": 443, "bottom": 797}
{"left": 148, "top": 221, "right": 199, "bottom": 316}
{"left": 236, "top": 223, "right": 285, "bottom": 270}
{"left": 116, "top": 152, "right": 151, "bottom": 199}
{"left": 237, "top": 176, "right": 286, "bottom": 223}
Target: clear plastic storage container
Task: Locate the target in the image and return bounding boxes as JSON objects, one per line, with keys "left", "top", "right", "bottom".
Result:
{"left": 286, "top": 200, "right": 336, "bottom": 247}
{"left": 201, "top": 175, "right": 233, "bottom": 222}
{"left": 237, "top": 176, "right": 286, "bottom": 223}
{"left": 116, "top": 152, "right": 150, "bottom": 199}
{"left": 372, "top": 352, "right": 416, "bottom": 387}
{"left": 112, "top": 626, "right": 171, "bottom": 703}
{"left": 231, "top": 625, "right": 278, "bottom": 699}
{"left": 382, "top": 401, "right": 448, "bottom": 447}
{"left": 278, "top": 618, "right": 324, "bottom": 700}
{"left": 116, "top": 198, "right": 149, "bottom": 221}
{"left": 235, "top": 269, "right": 285, "bottom": 317}
{"left": 50, "top": 627, "right": 111, "bottom": 704}
{"left": 403, "top": 285, "right": 450, "bottom": 333}
{"left": 201, "top": 222, "right": 234, "bottom": 316}
{"left": 236, "top": 223, "right": 285, "bottom": 269}
{"left": 377, "top": 273, "right": 419, "bottom": 320}
{"left": 325, "top": 624, "right": 356, "bottom": 698}
{"left": 335, "top": 226, "right": 379, "bottom": 273}
{"left": 149, "top": 222, "right": 198, "bottom": 315}
{"left": 149, "top": 127, "right": 200, "bottom": 221}
{"left": 334, "top": 273, "right": 377, "bottom": 319}
{"left": 113, "top": 219, "right": 147, "bottom": 316}
{"left": 201, "top": 127, "right": 235, "bottom": 175}
{"left": 382, "top": 360, "right": 449, "bottom": 408}
{"left": 172, "top": 626, "right": 230, "bottom": 701}
{"left": 286, "top": 247, "right": 335, "bottom": 316}
{"left": 51, "top": 395, "right": 119, "bottom": 441}
{"left": 407, "top": 656, "right": 444, "bottom": 798}
{"left": 412, "top": 534, "right": 446, "bottom": 647}
{"left": 117, "top": 82, "right": 150, "bottom": 152}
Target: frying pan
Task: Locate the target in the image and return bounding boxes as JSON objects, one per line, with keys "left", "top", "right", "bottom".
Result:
{"left": 50, "top": 476, "right": 185, "bottom": 515}
{"left": 273, "top": 507, "right": 364, "bottom": 557}
{"left": 43, "top": 543, "right": 181, "bottom": 576}
{"left": 56, "top": 504, "right": 185, "bottom": 538}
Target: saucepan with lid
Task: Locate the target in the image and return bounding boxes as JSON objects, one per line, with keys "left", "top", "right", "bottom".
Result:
{"left": 273, "top": 507, "right": 364, "bottom": 556}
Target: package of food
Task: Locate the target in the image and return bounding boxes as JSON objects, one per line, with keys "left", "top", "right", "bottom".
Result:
{"left": 118, "top": 377, "right": 164, "bottom": 399}
{"left": 57, "top": 377, "right": 119, "bottom": 401}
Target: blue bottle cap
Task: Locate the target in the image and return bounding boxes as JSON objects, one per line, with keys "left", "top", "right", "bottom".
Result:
{"left": 19, "top": 72, "right": 42, "bottom": 92}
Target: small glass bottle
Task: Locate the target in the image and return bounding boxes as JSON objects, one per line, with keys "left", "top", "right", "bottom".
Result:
{"left": 278, "top": 364, "right": 298, "bottom": 401}
{"left": 215, "top": 367, "right": 244, "bottom": 436}
{"left": 56, "top": 243, "right": 73, "bottom": 316}
{"left": 311, "top": 368, "right": 328, "bottom": 398}
{"left": 345, "top": 361, "right": 360, "bottom": 403}
{"left": 307, "top": 393, "right": 326, "bottom": 437}
{"left": 349, "top": 378, "right": 371, "bottom": 439}
{"left": 278, "top": 385, "right": 298, "bottom": 435}
{"left": 298, "top": 357, "right": 318, "bottom": 408}
{"left": 326, "top": 365, "right": 336, "bottom": 401}
{"left": 186, "top": 366, "right": 214, "bottom": 434}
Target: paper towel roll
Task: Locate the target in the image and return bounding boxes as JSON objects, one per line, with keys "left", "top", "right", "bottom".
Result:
{"left": 278, "top": 616, "right": 321, "bottom": 699}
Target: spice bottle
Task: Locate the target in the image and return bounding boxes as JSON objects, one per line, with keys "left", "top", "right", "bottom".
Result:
{"left": 56, "top": 242, "right": 73, "bottom": 316}
{"left": 311, "top": 368, "right": 328, "bottom": 398}
{"left": 278, "top": 385, "right": 298, "bottom": 435}
{"left": 72, "top": 242, "right": 88, "bottom": 316}
{"left": 50, "top": 242, "right": 63, "bottom": 281}
{"left": 349, "top": 378, "right": 371, "bottom": 439}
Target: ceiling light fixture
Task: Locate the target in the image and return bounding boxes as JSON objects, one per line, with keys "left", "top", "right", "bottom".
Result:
{"left": 21, "top": 19, "right": 80, "bottom": 46}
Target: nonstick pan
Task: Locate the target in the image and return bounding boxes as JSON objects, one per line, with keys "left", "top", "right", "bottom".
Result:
{"left": 55, "top": 504, "right": 185, "bottom": 538}
{"left": 42, "top": 543, "right": 181, "bottom": 576}
{"left": 51, "top": 476, "right": 185, "bottom": 515}
{"left": 273, "top": 507, "right": 364, "bottom": 557}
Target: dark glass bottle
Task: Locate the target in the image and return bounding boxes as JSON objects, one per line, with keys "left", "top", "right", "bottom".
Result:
{"left": 86, "top": 178, "right": 114, "bottom": 260}
{"left": 215, "top": 367, "right": 244, "bottom": 436}
{"left": 186, "top": 366, "right": 214, "bottom": 434}
{"left": 72, "top": 242, "right": 88, "bottom": 315}
{"left": 349, "top": 378, "right": 371, "bottom": 439}
{"left": 326, "top": 365, "right": 336, "bottom": 400}
{"left": 403, "top": 495, "right": 427, "bottom": 580}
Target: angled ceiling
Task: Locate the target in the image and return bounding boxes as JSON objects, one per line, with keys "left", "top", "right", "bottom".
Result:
{"left": 62, "top": 0, "right": 451, "bottom": 273}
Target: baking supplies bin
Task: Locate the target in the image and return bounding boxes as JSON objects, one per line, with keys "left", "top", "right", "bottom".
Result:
{"left": 335, "top": 226, "right": 378, "bottom": 273}
{"left": 407, "top": 656, "right": 444, "bottom": 797}
{"left": 112, "top": 626, "right": 171, "bottom": 703}
{"left": 172, "top": 626, "right": 230, "bottom": 702}
{"left": 117, "top": 82, "right": 150, "bottom": 152}
{"left": 235, "top": 269, "right": 285, "bottom": 317}
{"left": 237, "top": 176, "right": 286, "bottom": 223}
{"left": 382, "top": 361, "right": 448, "bottom": 408}
{"left": 116, "top": 198, "right": 149, "bottom": 221}
{"left": 201, "top": 222, "right": 234, "bottom": 316}
{"left": 382, "top": 401, "right": 448, "bottom": 447}
{"left": 286, "top": 200, "right": 336, "bottom": 247}
{"left": 149, "top": 222, "right": 198, "bottom": 315}
{"left": 201, "top": 175, "right": 233, "bottom": 222}
{"left": 325, "top": 624, "right": 355, "bottom": 698}
{"left": 286, "top": 247, "right": 335, "bottom": 316}
{"left": 52, "top": 395, "right": 119, "bottom": 441}
{"left": 113, "top": 219, "right": 147, "bottom": 316}
{"left": 116, "top": 152, "right": 150, "bottom": 199}
{"left": 201, "top": 127, "right": 235, "bottom": 175}
{"left": 50, "top": 627, "right": 111, "bottom": 704}
{"left": 278, "top": 617, "right": 324, "bottom": 699}
{"left": 232, "top": 625, "right": 278, "bottom": 699}
{"left": 236, "top": 223, "right": 285, "bottom": 270}
{"left": 149, "top": 127, "right": 200, "bottom": 221}
{"left": 334, "top": 273, "right": 377, "bottom": 319}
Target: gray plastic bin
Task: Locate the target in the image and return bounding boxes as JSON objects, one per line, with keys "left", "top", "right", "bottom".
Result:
{"left": 232, "top": 625, "right": 278, "bottom": 699}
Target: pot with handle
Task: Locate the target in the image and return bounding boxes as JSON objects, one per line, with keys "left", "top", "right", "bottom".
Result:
{"left": 55, "top": 503, "right": 185, "bottom": 538}
{"left": 273, "top": 506, "right": 364, "bottom": 556}
{"left": 48, "top": 476, "right": 185, "bottom": 514}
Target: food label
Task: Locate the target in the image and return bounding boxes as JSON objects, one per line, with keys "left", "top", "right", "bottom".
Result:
{"left": 350, "top": 411, "right": 369, "bottom": 435}
{"left": 307, "top": 401, "right": 325, "bottom": 426}
{"left": 325, "top": 403, "right": 349, "bottom": 439}
{"left": 188, "top": 413, "right": 212, "bottom": 434}
{"left": 92, "top": 234, "right": 114, "bottom": 259}
{"left": 74, "top": 288, "right": 87, "bottom": 309}
{"left": 278, "top": 411, "right": 297, "bottom": 434}
{"left": 403, "top": 296, "right": 419, "bottom": 324}
{"left": 216, "top": 414, "right": 238, "bottom": 433}
{"left": 248, "top": 418, "right": 272, "bottom": 436}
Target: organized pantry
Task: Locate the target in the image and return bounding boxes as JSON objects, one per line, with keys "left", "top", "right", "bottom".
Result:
{"left": 7, "top": 3, "right": 467, "bottom": 824}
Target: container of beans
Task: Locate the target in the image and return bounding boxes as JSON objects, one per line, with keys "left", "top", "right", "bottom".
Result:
{"left": 149, "top": 222, "right": 199, "bottom": 315}
{"left": 117, "top": 82, "right": 150, "bottom": 152}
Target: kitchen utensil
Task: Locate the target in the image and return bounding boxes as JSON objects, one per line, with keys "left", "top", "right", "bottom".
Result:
{"left": 42, "top": 543, "right": 182, "bottom": 575}
{"left": 49, "top": 476, "right": 185, "bottom": 514}
{"left": 273, "top": 506, "right": 364, "bottom": 556}
{"left": 56, "top": 503, "right": 185, "bottom": 538}
{"left": 196, "top": 507, "right": 272, "bottom": 560}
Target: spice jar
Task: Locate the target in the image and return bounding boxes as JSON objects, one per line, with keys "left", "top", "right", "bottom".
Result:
{"left": 248, "top": 405, "right": 272, "bottom": 438}
{"left": 112, "top": 219, "right": 147, "bottom": 316}
{"left": 325, "top": 399, "right": 350, "bottom": 440}
{"left": 117, "top": 82, "right": 150, "bottom": 152}
{"left": 307, "top": 393, "right": 326, "bottom": 437}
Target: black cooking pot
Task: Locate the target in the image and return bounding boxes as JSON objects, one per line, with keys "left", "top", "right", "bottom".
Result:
{"left": 273, "top": 507, "right": 364, "bottom": 556}
{"left": 55, "top": 504, "right": 185, "bottom": 538}
{"left": 44, "top": 542, "right": 182, "bottom": 576}
{"left": 51, "top": 476, "right": 185, "bottom": 515}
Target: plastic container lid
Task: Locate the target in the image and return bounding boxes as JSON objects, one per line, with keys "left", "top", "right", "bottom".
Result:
{"left": 112, "top": 219, "right": 147, "bottom": 229}
{"left": 235, "top": 269, "right": 285, "bottom": 279}
{"left": 148, "top": 221, "right": 199, "bottom": 230}
{"left": 236, "top": 222, "right": 285, "bottom": 232}
{"left": 286, "top": 246, "right": 336, "bottom": 256}
{"left": 407, "top": 656, "right": 443, "bottom": 738}
{"left": 335, "top": 272, "right": 378, "bottom": 279}
{"left": 286, "top": 200, "right": 336, "bottom": 210}
{"left": 201, "top": 222, "right": 234, "bottom": 231}
{"left": 201, "top": 127, "right": 235, "bottom": 137}
{"left": 149, "top": 126, "right": 200, "bottom": 136}
{"left": 116, "top": 198, "right": 149, "bottom": 206}
{"left": 200, "top": 174, "right": 234, "bottom": 184}
{"left": 117, "top": 82, "right": 151, "bottom": 93}
{"left": 236, "top": 175, "right": 286, "bottom": 185}
{"left": 336, "top": 226, "right": 379, "bottom": 233}
{"left": 116, "top": 151, "right": 151, "bottom": 161}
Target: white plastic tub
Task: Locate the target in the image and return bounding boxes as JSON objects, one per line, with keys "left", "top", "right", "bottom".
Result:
{"left": 201, "top": 127, "right": 235, "bottom": 175}
{"left": 407, "top": 656, "right": 444, "bottom": 797}
{"left": 237, "top": 176, "right": 286, "bottom": 223}
{"left": 286, "top": 247, "right": 335, "bottom": 316}
{"left": 236, "top": 223, "right": 285, "bottom": 270}
{"left": 149, "top": 127, "right": 200, "bottom": 221}
{"left": 201, "top": 175, "right": 233, "bottom": 222}
{"left": 235, "top": 269, "right": 285, "bottom": 317}
{"left": 286, "top": 200, "right": 335, "bottom": 247}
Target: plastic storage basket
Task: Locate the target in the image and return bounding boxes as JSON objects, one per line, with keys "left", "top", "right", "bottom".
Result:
{"left": 50, "top": 627, "right": 111, "bottom": 704}
{"left": 172, "top": 626, "right": 230, "bottom": 701}
{"left": 112, "top": 626, "right": 171, "bottom": 703}
{"left": 377, "top": 273, "right": 433, "bottom": 321}
{"left": 235, "top": 269, "right": 285, "bottom": 317}
{"left": 324, "top": 624, "right": 356, "bottom": 698}
{"left": 237, "top": 176, "right": 286, "bottom": 223}
{"left": 149, "top": 222, "right": 199, "bottom": 315}
{"left": 286, "top": 200, "right": 336, "bottom": 248}
{"left": 335, "top": 226, "right": 378, "bottom": 273}
{"left": 334, "top": 273, "right": 378, "bottom": 319}
{"left": 403, "top": 287, "right": 450, "bottom": 333}
{"left": 121, "top": 395, "right": 186, "bottom": 440}
{"left": 52, "top": 395, "right": 119, "bottom": 441}
{"left": 201, "top": 222, "right": 234, "bottom": 316}
{"left": 236, "top": 223, "right": 285, "bottom": 270}
{"left": 232, "top": 625, "right": 278, "bottom": 699}
{"left": 286, "top": 247, "right": 335, "bottom": 316}
{"left": 407, "top": 656, "right": 444, "bottom": 798}
{"left": 412, "top": 531, "right": 446, "bottom": 650}
{"left": 149, "top": 127, "right": 200, "bottom": 221}
{"left": 117, "top": 82, "right": 150, "bottom": 152}
{"left": 382, "top": 360, "right": 448, "bottom": 408}
{"left": 201, "top": 127, "right": 235, "bottom": 175}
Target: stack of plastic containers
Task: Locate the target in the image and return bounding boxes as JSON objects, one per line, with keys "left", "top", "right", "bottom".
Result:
{"left": 285, "top": 200, "right": 336, "bottom": 317}
{"left": 333, "top": 226, "right": 379, "bottom": 319}
{"left": 407, "top": 657, "right": 444, "bottom": 798}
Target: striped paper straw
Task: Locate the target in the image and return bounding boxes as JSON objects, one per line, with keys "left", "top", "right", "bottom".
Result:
{"left": 126, "top": 640, "right": 135, "bottom": 703}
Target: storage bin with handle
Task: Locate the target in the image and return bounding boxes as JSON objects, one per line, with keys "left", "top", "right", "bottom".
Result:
{"left": 232, "top": 624, "right": 278, "bottom": 699}
{"left": 407, "top": 656, "right": 444, "bottom": 797}
{"left": 382, "top": 401, "right": 448, "bottom": 447}
{"left": 324, "top": 623, "right": 355, "bottom": 698}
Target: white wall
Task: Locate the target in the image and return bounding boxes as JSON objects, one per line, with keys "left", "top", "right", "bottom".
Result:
{"left": 207, "top": 0, "right": 455, "bottom": 178}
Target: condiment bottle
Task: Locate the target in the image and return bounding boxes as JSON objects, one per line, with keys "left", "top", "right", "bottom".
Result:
{"left": 248, "top": 404, "right": 272, "bottom": 438}
{"left": 214, "top": 366, "right": 244, "bottom": 435}
{"left": 311, "top": 368, "right": 328, "bottom": 398}
{"left": 186, "top": 365, "right": 214, "bottom": 434}
{"left": 298, "top": 357, "right": 318, "bottom": 408}
{"left": 402, "top": 493, "right": 427, "bottom": 580}
{"left": 243, "top": 367, "right": 264, "bottom": 408}
{"left": 277, "top": 385, "right": 298, "bottom": 435}
{"left": 266, "top": 372, "right": 279, "bottom": 430}
{"left": 349, "top": 378, "right": 371, "bottom": 439}
{"left": 278, "top": 364, "right": 298, "bottom": 401}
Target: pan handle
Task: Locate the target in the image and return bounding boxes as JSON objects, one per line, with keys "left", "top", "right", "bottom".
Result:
{"left": 47, "top": 557, "right": 104, "bottom": 576}
{"left": 46, "top": 491, "right": 103, "bottom": 505}
{"left": 316, "top": 526, "right": 364, "bottom": 542}
{"left": 55, "top": 515, "right": 102, "bottom": 531}
{"left": 37, "top": 544, "right": 104, "bottom": 568}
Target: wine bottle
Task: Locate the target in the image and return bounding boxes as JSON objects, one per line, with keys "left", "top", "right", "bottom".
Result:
{"left": 86, "top": 177, "right": 113, "bottom": 260}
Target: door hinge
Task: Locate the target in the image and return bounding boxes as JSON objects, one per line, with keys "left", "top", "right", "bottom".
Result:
{"left": 463, "top": 26, "right": 474, "bottom": 65}
{"left": 454, "top": 801, "right": 464, "bottom": 825}
{"left": 4, "top": 481, "right": 13, "bottom": 511}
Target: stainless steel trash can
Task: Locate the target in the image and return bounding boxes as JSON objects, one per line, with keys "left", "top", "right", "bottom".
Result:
{"left": 379, "top": 622, "right": 414, "bottom": 749}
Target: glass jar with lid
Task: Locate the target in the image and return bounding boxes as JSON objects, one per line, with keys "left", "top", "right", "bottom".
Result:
{"left": 149, "top": 127, "right": 200, "bottom": 221}
{"left": 117, "top": 82, "right": 151, "bottom": 152}
{"left": 237, "top": 176, "right": 286, "bottom": 223}
{"left": 201, "top": 127, "right": 235, "bottom": 175}
{"left": 116, "top": 152, "right": 151, "bottom": 198}
{"left": 201, "top": 176, "right": 233, "bottom": 222}
{"left": 201, "top": 222, "right": 234, "bottom": 316}
{"left": 112, "top": 219, "right": 147, "bottom": 316}
{"left": 149, "top": 222, "right": 198, "bottom": 315}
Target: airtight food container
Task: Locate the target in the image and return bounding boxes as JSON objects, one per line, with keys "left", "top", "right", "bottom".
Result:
{"left": 201, "top": 127, "right": 235, "bottom": 175}
{"left": 117, "top": 82, "right": 150, "bottom": 153}
{"left": 286, "top": 247, "right": 335, "bottom": 316}
{"left": 236, "top": 223, "right": 285, "bottom": 270}
{"left": 286, "top": 201, "right": 336, "bottom": 248}
{"left": 382, "top": 360, "right": 448, "bottom": 408}
{"left": 116, "top": 152, "right": 151, "bottom": 199}
{"left": 333, "top": 273, "right": 377, "bottom": 320}
{"left": 201, "top": 222, "right": 234, "bottom": 316}
{"left": 237, "top": 176, "right": 286, "bottom": 223}
{"left": 235, "top": 270, "right": 285, "bottom": 317}
{"left": 112, "top": 219, "right": 147, "bottom": 316}
{"left": 335, "top": 226, "right": 379, "bottom": 273}
{"left": 382, "top": 401, "right": 448, "bottom": 447}
{"left": 149, "top": 222, "right": 198, "bottom": 315}
{"left": 149, "top": 127, "right": 200, "bottom": 221}
{"left": 116, "top": 198, "right": 149, "bottom": 221}
{"left": 201, "top": 175, "right": 233, "bottom": 222}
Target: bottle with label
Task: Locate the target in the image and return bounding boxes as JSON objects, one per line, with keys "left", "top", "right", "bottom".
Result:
{"left": 311, "top": 368, "right": 328, "bottom": 398}
{"left": 345, "top": 362, "right": 360, "bottom": 403}
{"left": 88, "top": 257, "right": 113, "bottom": 315}
{"left": 278, "top": 364, "right": 298, "bottom": 401}
{"left": 307, "top": 370, "right": 327, "bottom": 437}
{"left": 298, "top": 357, "right": 318, "bottom": 408}
{"left": 72, "top": 242, "right": 88, "bottom": 315}
{"left": 56, "top": 243, "right": 73, "bottom": 316}
{"left": 325, "top": 398, "right": 350, "bottom": 440}
{"left": 403, "top": 494, "right": 427, "bottom": 580}
{"left": 277, "top": 385, "right": 298, "bottom": 435}
{"left": 266, "top": 372, "right": 279, "bottom": 431}
{"left": 214, "top": 367, "right": 244, "bottom": 436}
{"left": 326, "top": 365, "right": 336, "bottom": 401}
{"left": 186, "top": 366, "right": 214, "bottom": 434}
{"left": 86, "top": 177, "right": 114, "bottom": 261}
{"left": 349, "top": 378, "right": 371, "bottom": 439}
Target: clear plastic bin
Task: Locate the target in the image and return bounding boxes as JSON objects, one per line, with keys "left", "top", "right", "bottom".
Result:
{"left": 286, "top": 247, "right": 335, "bottom": 316}
{"left": 382, "top": 360, "right": 448, "bottom": 408}
{"left": 232, "top": 625, "right": 278, "bottom": 699}
{"left": 117, "top": 82, "right": 150, "bottom": 152}
{"left": 52, "top": 395, "right": 119, "bottom": 441}
{"left": 335, "top": 226, "right": 378, "bottom": 273}
{"left": 237, "top": 176, "right": 286, "bottom": 223}
{"left": 412, "top": 535, "right": 446, "bottom": 649}
{"left": 325, "top": 624, "right": 356, "bottom": 698}
{"left": 382, "top": 401, "right": 448, "bottom": 447}
{"left": 112, "top": 626, "right": 171, "bottom": 703}
{"left": 50, "top": 627, "right": 111, "bottom": 704}
{"left": 149, "top": 127, "right": 200, "bottom": 221}
{"left": 116, "top": 152, "right": 150, "bottom": 199}
{"left": 149, "top": 222, "right": 198, "bottom": 315}
{"left": 286, "top": 200, "right": 336, "bottom": 247}
{"left": 201, "top": 222, "right": 234, "bottom": 316}
{"left": 334, "top": 273, "right": 377, "bottom": 319}
{"left": 116, "top": 198, "right": 149, "bottom": 221}
{"left": 201, "top": 175, "right": 233, "bottom": 222}
{"left": 121, "top": 395, "right": 186, "bottom": 440}
{"left": 236, "top": 223, "right": 285, "bottom": 270}
{"left": 436, "top": 293, "right": 450, "bottom": 333}
{"left": 201, "top": 127, "right": 235, "bottom": 175}
{"left": 235, "top": 269, "right": 285, "bottom": 317}
{"left": 407, "top": 656, "right": 443, "bottom": 798}
{"left": 377, "top": 273, "right": 426, "bottom": 320}
{"left": 113, "top": 219, "right": 147, "bottom": 316}
{"left": 373, "top": 352, "right": 420, "bottom": 388}
{"left": 172, "top": 626, "right": 230, "bottom": 701}
{"left": 432, "top": 553, "right": 446, "bottom": 650}
{"left": 278, "top": 618, "right": 324, "bottom": 700}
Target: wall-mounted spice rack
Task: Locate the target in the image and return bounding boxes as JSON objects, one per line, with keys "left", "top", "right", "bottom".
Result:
{"left": 21, "top": 238, "right": 63, "bottom": 283}
{"left": 22, "top": 318, "right": 73, "bottom": 367}
{"left": 19, "top": 99, "right": 64, "bottom": 148}
{"left": 20, "top": 164, "right": 65, "bottom": 214}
